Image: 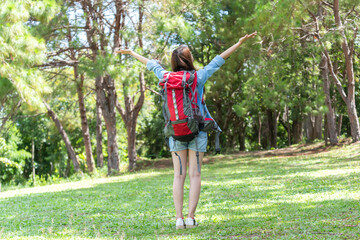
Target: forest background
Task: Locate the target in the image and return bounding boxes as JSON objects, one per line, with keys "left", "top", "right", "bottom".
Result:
{"left": 1, "top": 0, "right": 359, "bottom": 187}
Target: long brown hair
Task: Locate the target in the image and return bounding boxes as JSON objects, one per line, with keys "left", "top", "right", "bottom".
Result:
{"left": 171, "top": 45, "right": 196, "bottom": 72}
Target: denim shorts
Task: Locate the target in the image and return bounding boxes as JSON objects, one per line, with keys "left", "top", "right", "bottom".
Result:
{"left": 169, "top": 131, "right": 208, "bottom": 152}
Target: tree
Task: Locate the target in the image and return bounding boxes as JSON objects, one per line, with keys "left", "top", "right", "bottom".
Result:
{"left": 66, "top": 28, "right": 96, "bottom": 173}
{"left": 300, "top": 0, "right": 360, "bottom": 142}
{"left": 37, "top": 0, "right": 120, "bottom": 174}
{"left": 115, "top": 2, "right": 146, "bottom": 171}
{"left": 38, "top": 1, "right": 102, "bottom": 172}
{"left": 320, "top": 52, "right": 338, "bottom": 145}
{"left": 237, "top": 0, "right": 325, "bottom": 147}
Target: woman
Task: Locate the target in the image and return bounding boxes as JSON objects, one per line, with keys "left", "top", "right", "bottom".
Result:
{"left": 115, "top": 32, "right": 257, "bottom": 229}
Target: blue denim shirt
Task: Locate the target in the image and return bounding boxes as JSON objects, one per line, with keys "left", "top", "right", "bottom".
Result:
{"left": 146, "top": 55, "right": 225, "bottom": 115}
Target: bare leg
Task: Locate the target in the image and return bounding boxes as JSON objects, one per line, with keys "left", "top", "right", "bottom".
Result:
{"left": 187, "top": 150, "right": 204, "bottom": 218}
{"left": 172, "top": 150, "right": 188, "bottom": 219}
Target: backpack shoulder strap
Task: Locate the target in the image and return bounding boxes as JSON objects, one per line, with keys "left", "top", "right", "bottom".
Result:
{"left": 161, "top": 73, "right": 171, "bottom": 122}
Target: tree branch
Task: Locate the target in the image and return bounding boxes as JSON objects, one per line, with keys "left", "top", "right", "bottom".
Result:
{"left": 322, "top": 48, "right": 348, "bottom": 103}
{"left": 345, "top": 5, "right": 356, "bottom": 19}
{"left": 321, "top": 1, "right": 333, "bottom": 9}
{"left": 349, "top": 26, "right": 358, "bottom": 58}
{"left": 146, "top": 87, "right": 161, "bottom": 96}
{"left": 115, "top": 98, "right": 126, "bottom": 123}
{"left": 133, "top": 72, "right": 146, "bottom": 115}
{"left": 35, "top": 60, "right": 79, "bottom": 68}
{"left": 47, "top": 47, "right": 90, "bottom": 58}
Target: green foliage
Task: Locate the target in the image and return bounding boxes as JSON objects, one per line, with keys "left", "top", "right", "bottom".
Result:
{"left": 0, "top": 124, "right": 31, "bottom": 184}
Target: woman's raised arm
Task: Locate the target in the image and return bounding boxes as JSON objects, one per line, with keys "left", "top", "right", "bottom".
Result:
{"left": 114, "top": 48, "right": 150, "bottom": 65}
{"left": 220, "top": 32, "right": 257, "bottom": 59}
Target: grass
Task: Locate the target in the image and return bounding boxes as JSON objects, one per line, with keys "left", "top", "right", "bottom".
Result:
{"left": 1, "top": 142, "right": 360, "bottom": 239}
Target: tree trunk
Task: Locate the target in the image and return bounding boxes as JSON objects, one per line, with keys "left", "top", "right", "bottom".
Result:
{"left": 321, "top": 53, "right": 338, "bottom": 145}
{"left": 32, "top": 139, "right": 35, "bottom": 186}
{"left": 257, "top": 116, "right": 262, "bottom": 147}
{"left": 305, "top": 114, "right": 322, "bottom": 141}
{"left": 286, "top": 106, "right": 291, "bottom": 145}
{"left": 314, "top": 114, "right": 323, "bottom": 139}
{"left": 127, "top": 121, "right": 137, "bottom": 171}
{"left": 43, "top": 101, "right": 81, "bottom": 173}
{"left": 292, "top": 118, "right": 303, "bottom": 144}
{"left": 229, "top": 125, "right": 237, "bottom": 149}
{"left": 337, "top": 114, "right": 343, "bottom": 136}
{"left": 346, "top": 98, "right": 360, "bottom": 141}
{"left": 77, "top": 74, "right": 95, "bottom": 173}
{"left": 305, "top": 115, "right": 314, "bottom": 141}
{"left": 266, "top": 109, "right": 278, "bottom": 148}
{"left": 238, "top": 118, "right": 246, "bottom": 151}
{"left": 96, "top": 93, "right": 104, "bottom": 168}
{"left": 261, "top": 113, "right": 270, "bottom": 149}
{"left": 96, "top": 75, "right": 120, "bottom": 174}
{"left": 239, "top": 133, "right": 246, "bottom": 151}
{"left": 65, "top": 152, "right": 71, "bottom": 177}
{"left": 105, "top": 120, "right": 119, "bottom": 174}
{"left": 324, "top": 114, "right": 329, "bottom": 146}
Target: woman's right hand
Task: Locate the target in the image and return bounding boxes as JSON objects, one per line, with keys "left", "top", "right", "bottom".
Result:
{"left": 238, "top": 32, "right": 257, "bottom": 44}
{"left": 114, "top": 48, "right": 133, "bottom": 55}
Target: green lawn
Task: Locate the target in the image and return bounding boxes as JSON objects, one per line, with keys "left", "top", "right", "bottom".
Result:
{"left": 1, "top": 143, "right": 360, "bottom": 239}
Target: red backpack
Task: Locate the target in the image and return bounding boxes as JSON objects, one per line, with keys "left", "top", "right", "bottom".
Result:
{"left": 159, "top": 71, "right": 202, "bottom": 141}
{"left": 159, "top": 70, "right": 221, "bottom": 145}
{"left": 159, "top": 70, "right": 221, "bottom": 174}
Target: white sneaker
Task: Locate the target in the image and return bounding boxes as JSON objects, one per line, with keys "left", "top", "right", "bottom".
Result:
{"left": 185, "top": 217, "right": 198, "bottom": 228}
{"left": 176, "top": 218, "right": 186, "bottom": 229}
